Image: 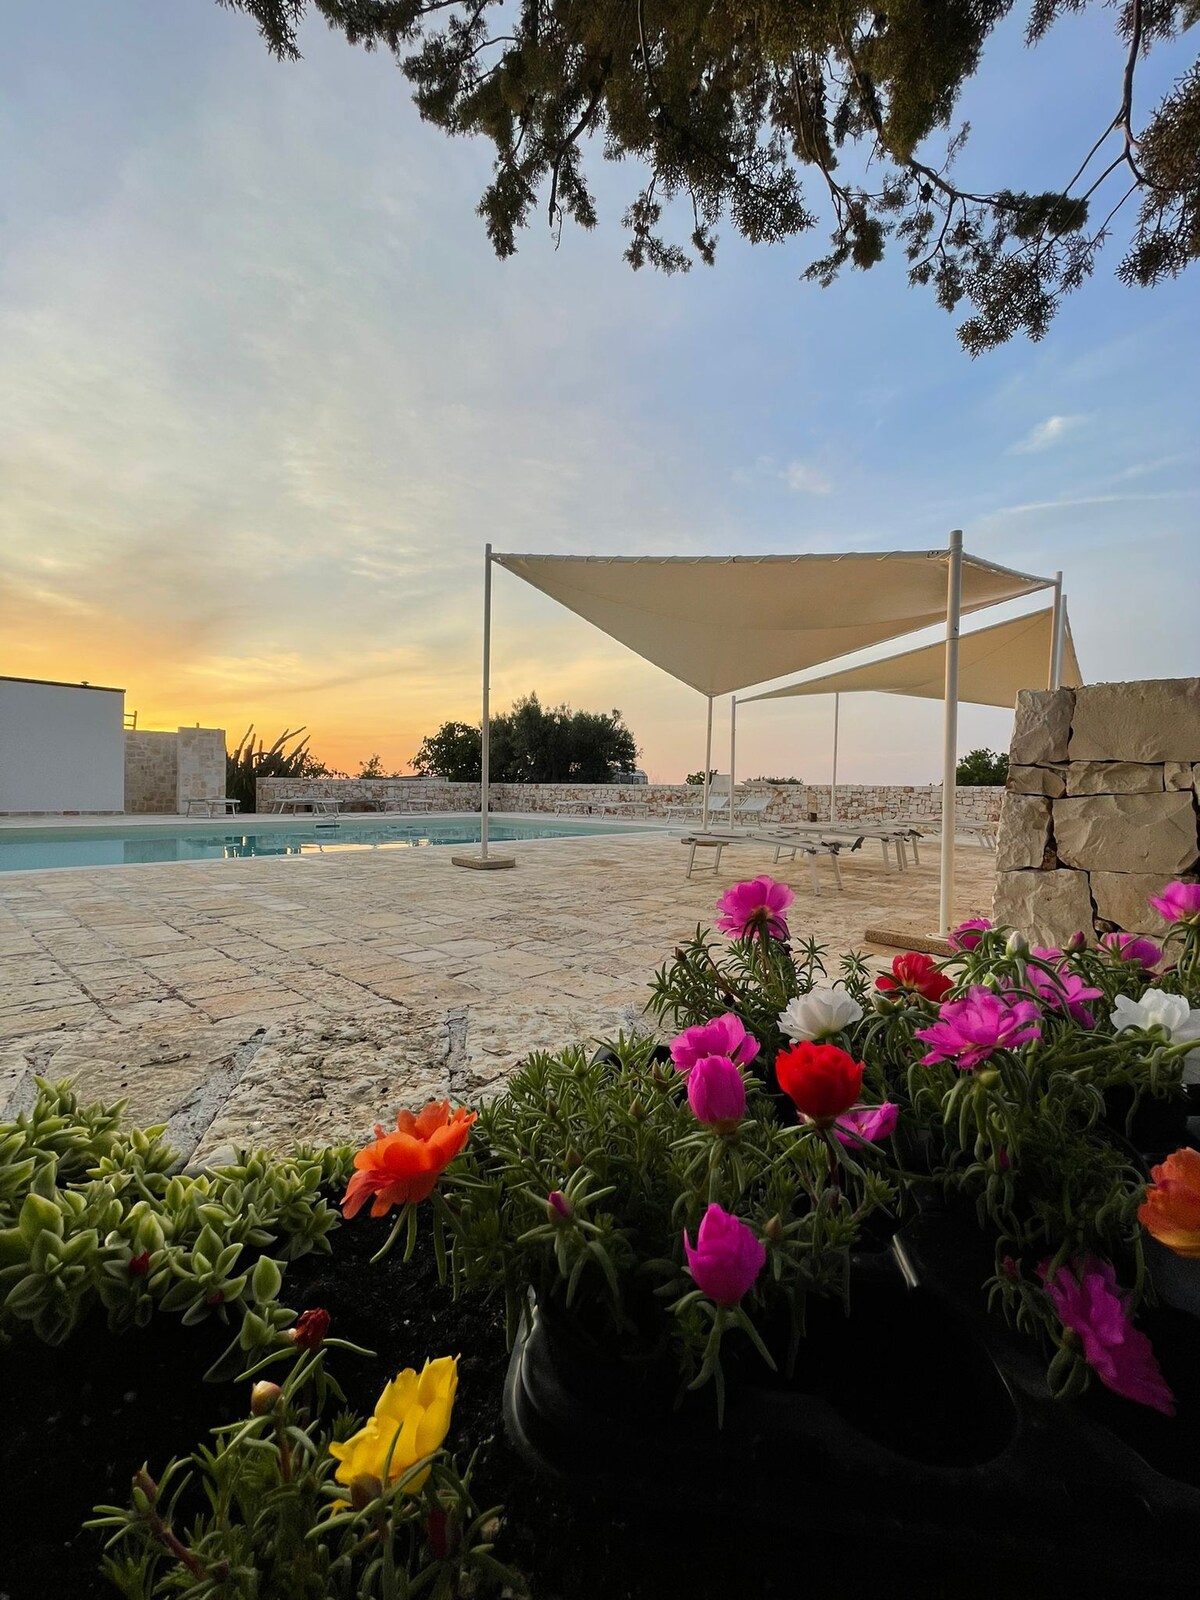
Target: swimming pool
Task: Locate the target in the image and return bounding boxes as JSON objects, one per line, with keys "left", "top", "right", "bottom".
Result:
{"left": 0, "top": 815, "right": 656, "bottom": 873}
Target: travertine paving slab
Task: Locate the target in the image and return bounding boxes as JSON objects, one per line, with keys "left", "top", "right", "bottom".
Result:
{"left": 0, "top": 832, "right": 996, "bottom": 1150}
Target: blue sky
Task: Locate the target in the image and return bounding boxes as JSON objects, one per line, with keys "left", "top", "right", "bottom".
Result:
{"left": 1, "top": 2, "right": 1196, "bottom": 782}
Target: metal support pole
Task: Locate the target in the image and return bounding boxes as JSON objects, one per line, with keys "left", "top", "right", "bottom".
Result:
{"left": 480, "top": 542, "right": 492, "bottom": 861}
{"left": 701, "top": 697, "right": 714, "bottom": 833}
{"left": 830, "top": 693, "right": 840, "bottom": 823}
{"left": 729, "top": 696, "right": 737, "bottom": 824}
{"left": 1047, "top": 571, "right": 1063, "bottom": 690}
{"left": 1051, "top": 591, "right": 1068, "bottom": 691}
{"left": 939, "top": 530, "right": 964, "bottom": 937}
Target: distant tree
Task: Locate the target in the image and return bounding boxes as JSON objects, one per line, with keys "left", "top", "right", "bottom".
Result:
{"left": 412, "top": 695, "right": 639, "bottom": 782}
{"left": 748, "top": 774, "right": 802, "bottom": 784}
{"left": 225, "top": 726, "right": 340, "bottom": 813}
{"left": 411, "top": 722, "right": 482, "bottom": 784}
{"left": 685, "top": 770, "right": 718, "bottom": 786}
{"left": 356, "top": 754, "right": 394, "bottom": 778}
{"left": 957, "top": 748, "right": 1009, "bottom": 785}
{"left": 221, "top": 0, "right": 1200, "bottom": 350}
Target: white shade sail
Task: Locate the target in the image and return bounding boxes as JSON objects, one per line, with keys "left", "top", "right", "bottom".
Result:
{"left": 741, "top": 605, "right": 1082, "bottom": 709}
{"left": 493, "top": 551, "right": 1053, "bottom": 698}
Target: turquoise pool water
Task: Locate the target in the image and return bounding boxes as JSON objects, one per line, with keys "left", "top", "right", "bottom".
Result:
{"left": 0, "top": 815, "right": 651, "bottom": 873}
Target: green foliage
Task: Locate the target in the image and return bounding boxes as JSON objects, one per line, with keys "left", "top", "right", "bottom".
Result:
{"left": 217, "top": 0, "right": 1200, "bottom": 347}
{"left": 412, "top": 693, "right": 639, "bottom": 783}
{"left": 746, "top": 775, "right": 802, "bottom": 784}
{"left": 684, "top": 770, "right": 717, "bottom": 786}
{"left": 438, "top": 1015, "right": 894, "bottom": 1408}
{"left": 956, "top": 747, "right": 1009, "bottom": 785}
{"left": 226, "top": 727, "right": 341, "bottom": 814}
{"left": 89, "top": 1346, "right": 519, "bottom": 1600}
{"left": 0, "top": 1080, "right": 352, "bottom": 1346}
{"left": 356, "top": 754, "right": 394, "bottom": 779}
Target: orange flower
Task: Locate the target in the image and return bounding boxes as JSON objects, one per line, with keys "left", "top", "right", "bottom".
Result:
{"left": 1138, "top": 1147, "right": 1200, "bottom": 1259}
{"left": 342, "top": 1102, "right": 477, "bottom": 1219}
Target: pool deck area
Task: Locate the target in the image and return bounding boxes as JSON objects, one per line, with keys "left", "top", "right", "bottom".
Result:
{"left": 0, "top": 823, "right": 996, "bottom": 1164}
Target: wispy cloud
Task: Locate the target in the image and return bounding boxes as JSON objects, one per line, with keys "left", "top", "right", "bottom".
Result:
{"left": 1006, "top": 414, "right": 1086, "bottom": 455}
{"left": 782, "top": 460, "right": 833, "bottom": 495}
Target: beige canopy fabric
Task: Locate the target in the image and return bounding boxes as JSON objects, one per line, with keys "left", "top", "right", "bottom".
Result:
{"left": 493, "top": 551, "right": 1053, "bottom": 698}
{"left": 741, "top": 605, "right": 1082, "bottom": 709}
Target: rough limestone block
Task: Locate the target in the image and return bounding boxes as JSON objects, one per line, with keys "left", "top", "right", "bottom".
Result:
{"left": 995, "top": 794, "right": 1052, "bottom": 872}
{"left": 1089, "top": 871, "right": 1191, "bottom": 936}
{"left": 1011, "top": 688, "right": 1075, "bottom": 766}
{"left": 1165, "top": 762, "right": 1193, "bottom": 791}
{"left": 992, "top": 869, "right": 1094, "bottom": 945}
{"left": 1007, "top": 765, "right": 1067, "bottom": 798}
{"left": 1054, "top": 792, "right": 1199, "bottom": 875}
{"left": 1068, "top": 678, "right": 1200, "bottom": 763}
{"left": 1065, "top": 762, "right": 1165, "bottom": 796}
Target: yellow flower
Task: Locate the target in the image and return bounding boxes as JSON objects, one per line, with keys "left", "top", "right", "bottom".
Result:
{"left": 329, "top": 1356, "right": 458, "bottom": 1493}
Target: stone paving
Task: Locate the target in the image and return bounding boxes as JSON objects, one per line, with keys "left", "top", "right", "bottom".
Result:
{"left": 0, "top": 831, "right": 996, "bottom": 1163}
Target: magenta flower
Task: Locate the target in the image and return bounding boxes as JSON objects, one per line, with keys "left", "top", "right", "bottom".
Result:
{"left": 948, "top": 917, "right": 991, "bottom": 951}
{"left": 915, "top": 986, "right": 1042, "bottom": 1070}
{"left": 670, "top": 1013, "right": 759, "bottom": 1076}
{"left": 683, "top": 1203, "right": 766, "bottom": 1307}
{"left": 833, "top": 1101, "right": 899, "bottom": 1147}
{"left": 1030, "top": 945, "right": 1063, "bottom": 965}
{"left": 1041, "top": 1258, "right": 1175, "bottom": 1415}
{"left": 714, "top": 875, "right": 794, "bottom": 941}
{"left": 1148, "top": 880, "right": 1200, "bottom": 927}
{"left": 1099, "top": 932, "right": 1163, "bottom": 969}
{"left": 686, "top": 1055, "right": 746, "bottom": 1130}
{"left": 1025, "top": 966, "right": 1103, "bottom": 1028}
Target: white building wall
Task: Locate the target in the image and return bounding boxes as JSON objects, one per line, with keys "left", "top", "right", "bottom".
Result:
{"left": 0, "top": 677, "right": 125, "bottom": 813}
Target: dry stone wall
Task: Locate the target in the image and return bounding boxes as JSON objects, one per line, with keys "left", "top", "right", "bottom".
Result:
{"left": 256, "top": 776, "right": 1004, "bottom": 826}
{"left": 124, "top": 728, "right": 226, "bottom": 815}
{"left": 994, "top": 679, "right": 1200, "bottom": 943}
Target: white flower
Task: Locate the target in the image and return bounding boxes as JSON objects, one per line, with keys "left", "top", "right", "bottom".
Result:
{"left": 1111, "top": 988, "right": 1200, "bottom": 1083}
{"left": 778, "top": 987, "right": 864, "bottom": 1042}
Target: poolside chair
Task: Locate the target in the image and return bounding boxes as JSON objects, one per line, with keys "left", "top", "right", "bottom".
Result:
{"left": 732, "top": 793, "right": 773, "bottom": 824}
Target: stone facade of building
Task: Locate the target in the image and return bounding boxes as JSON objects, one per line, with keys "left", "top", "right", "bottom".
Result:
{"left": 255, "top": 775, "right": 1004, "bottom": 825}
{"left": 124, "top": 728, "right": 226, "bottom": 814}
{"left": 993, "top": 679, "right": 1200, "bottom": 942}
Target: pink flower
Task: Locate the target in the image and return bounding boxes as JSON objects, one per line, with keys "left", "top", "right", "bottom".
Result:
{"left": 546, "top": 1190, "right": 572, "bottom": 1222}
{"left": 686, "top": 1055, "right": 746, "bottom": 1130}
{"left": 1099, "top": 932, "right": 1162, "bottom": 969}
{"left": 833, "top": 1101, "right": 899, "bottom": 1147}
{"left": 1148, "top": 880, "right": 1200, "bottom": 927}
{"left": 1025, "top": 966, "right": 1103, "bottom": 1028}
{"left": 1041, "top": 1258, "right": 1175, "bottom": 1415}
{"left": 948, "top": 917, "right": 991, "bottom": 951}
{"left": 683, "top": 1203, "right": 766, "bottom": 1307}
{"left": 669, "top": 1013, "right": 758, "bottom": 1076}
{"left": 714, "top": 875, "right": 794, "bottom": 941}
{"left": 915, "top": 986, "right": 1042, "bottom": 1070}
{"left": 1030, "top": 945, "right": 1063, "bottom": 965}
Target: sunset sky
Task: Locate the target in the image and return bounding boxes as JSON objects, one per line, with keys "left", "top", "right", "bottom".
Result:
{"left": 2, "top": 3, "right": 1197, "bottom": 784}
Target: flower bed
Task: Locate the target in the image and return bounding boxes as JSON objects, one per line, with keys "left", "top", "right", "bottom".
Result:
{"left": 3, "top": 880, "right": 1199, "bottom": 1597}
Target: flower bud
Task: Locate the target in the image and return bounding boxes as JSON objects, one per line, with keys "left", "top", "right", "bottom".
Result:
{"left": 974, "top": 1068, "right": 1001, "bottom": 1088}
{"left": 128, "top": 1250, "right": 151, "bottom": 1278}
{"left": 250, "top": 1381, "right": 283, "bottom": 1416}
{"left": 565, "top": 1146, "right": 583, "bottom": 1172}
{"left": 546, "top": 1190, "right": 572, "bottom": 1224}
{"left": 289, "top": 1308, "right": 330, "bottom": 1351}
{"left": 628, "top": 1097, "right": 646, "bottom": 1121}
{"left": 1005, "top": 931, "right": 1028, "bottom": 957}
{"left": 764, "top": 1213, "right": 783, "bottom": 1243}
{"left": 426, "top": 1507, "right": 461, "bottom": 1560}
{"left": 872, "top": 992, "right": 896, "bottom": 1014}
{"left": 1065, "top": 929, "right": 1087, "bottom": 953}
{"left": 350, "top": 1474, "right": 381, "bottom": 1510}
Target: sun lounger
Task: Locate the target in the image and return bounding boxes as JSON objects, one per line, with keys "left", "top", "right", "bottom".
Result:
{"left": 270, "top": 796, "right": 342, "bottom": 814}
{"left": 184, "top": 797, "right": 240, "bottom": 817}
{"left": 732, "top": 794, "right": 773, "bottom": 823}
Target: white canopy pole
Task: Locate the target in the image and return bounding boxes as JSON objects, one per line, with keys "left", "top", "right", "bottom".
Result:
{"left": 729, "top": 696, "right": 737, "bottom": 823}
{"left": 1047, "top": 571, "right": 1063, "bottom": 689}
{"left": 830, "top": 692, "right": 840, "bottom": 823}
{"left": 939, "top": 530, "right": 964, "bottom": 937}
{"left": 480, "top": 542, "right": 493, "bottom": 861}
{"left": 701, "top": 696, "right": 714, "bottom": 832}
{"left": 1051, "top": 592, "right": 1068, "bottom": 691}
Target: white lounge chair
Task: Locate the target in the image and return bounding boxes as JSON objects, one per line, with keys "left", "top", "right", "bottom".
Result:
{"left": 732, "top": 793, "right": 773, "bottom": 824}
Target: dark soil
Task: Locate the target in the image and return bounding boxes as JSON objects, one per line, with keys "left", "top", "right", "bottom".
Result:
{"left": 3, "top": 1210, "right": 1198, "bottom": 1600}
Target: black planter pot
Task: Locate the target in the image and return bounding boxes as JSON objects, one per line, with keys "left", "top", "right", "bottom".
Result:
{"left": 504, "top": 1210, "right": 1200, "bottom": 1592}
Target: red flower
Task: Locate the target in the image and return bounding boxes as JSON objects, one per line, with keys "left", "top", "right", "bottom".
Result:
{"left": 128, "top": 1251, "right": 151, "bottom": 1278}
{"left": 775, "top": 1042, "right": 864, "bottom": 1123}
{"left": 290, "top": 1308, "right": 331, "bottom": 1350}
{"left": 875, "top": 952, "right": 953, "bottom": 1003}
{"left": 342, "top": 1101, "right": 477, "bottom": 1220}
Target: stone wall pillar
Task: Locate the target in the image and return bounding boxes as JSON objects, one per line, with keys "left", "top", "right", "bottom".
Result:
{"left": 994, "top": 680, "right": 1200, "bottom": 942}
{"left": 175, "top": 728, "right": 226, "bottom": 811}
